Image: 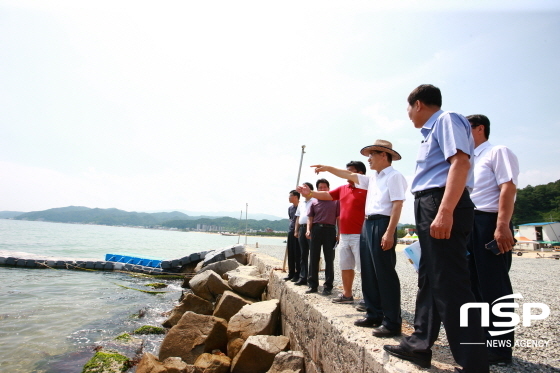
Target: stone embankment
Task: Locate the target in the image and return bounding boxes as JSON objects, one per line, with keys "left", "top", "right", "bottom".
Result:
{"left": 123, "top": 246, "right": 435, "bottom": 373}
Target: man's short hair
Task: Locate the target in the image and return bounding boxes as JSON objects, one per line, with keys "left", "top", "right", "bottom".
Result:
{"left": 385, "top": 152, "right": 393, "bottom": 163}
{"left": 346, "top": 161, "right": 367, "bottom": 174}
{"left": 407, "top": 84, "right": 442, "bottom": 107}
{"left": 466, "top": 114, "right": 491, "bottom": 139}
{"left": 303, "top": 181, "right": 314, "bottom": 191}
{"left": 290, "top": 190, "right": 300, "bottom": 199}
{"left": 372, "top": 150, "right": 393, "bottom": 164}
{"left": 316, "top": 178, "right": 330, "bottom": 189}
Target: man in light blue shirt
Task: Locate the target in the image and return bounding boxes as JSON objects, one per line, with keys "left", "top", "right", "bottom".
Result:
{"left": 384, "top": 85, "right": 488, "bottom": 373}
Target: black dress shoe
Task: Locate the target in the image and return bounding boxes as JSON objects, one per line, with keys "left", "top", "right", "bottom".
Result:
{"left": 383, "top": 345, "right": 431, "bottom": 369}
{"left": 371, "top": 325, "right": 401, "bottom": 338}
{"left": 283, "top": 276, "right": 293, "bottom": 281}
{"left": 322, "top": 288, "right": 332, "bottom": 296}
{"left": 294, "top": 279, "right": 307, "bottom": 286}
{"left": 290, "top": 276, "right": 299, "bottom": 282}
{"left": 353, "top": 317, "right": 382, "bottom": 328}
{"left": 305, "top": 287, "right": 318, "bottom": 294}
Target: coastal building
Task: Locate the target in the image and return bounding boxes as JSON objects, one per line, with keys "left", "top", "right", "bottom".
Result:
{"left": 517, "top": 222, "right": 560, "bottom": 249}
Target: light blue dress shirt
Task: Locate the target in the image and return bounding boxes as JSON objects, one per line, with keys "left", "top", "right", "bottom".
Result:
{"left": 410, "top": 110, "right": 475, "bottom": 193}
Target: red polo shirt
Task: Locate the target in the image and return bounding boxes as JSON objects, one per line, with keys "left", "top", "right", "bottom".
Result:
{"left": 328, "top": 184, "right": 367, "bottom": 234}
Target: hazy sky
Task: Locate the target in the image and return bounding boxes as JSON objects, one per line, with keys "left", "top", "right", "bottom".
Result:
{"left": 1, "top": 1, "right": 559, "bottom": 224}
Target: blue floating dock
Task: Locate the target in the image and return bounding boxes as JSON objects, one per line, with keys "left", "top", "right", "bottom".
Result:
{"left": 105, "top": 253, "right": 163, "bottom": 268}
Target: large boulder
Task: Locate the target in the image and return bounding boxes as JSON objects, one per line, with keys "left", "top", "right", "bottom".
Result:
{"left": 198, "top": 259, "right": 240, "bottom": 277}
{"left": 136, "top": 354, "right": 204, "bottom": 373}
{"left": 266, "top": 351, "right": 305, "bottom": 373}
{"left": 135, "top": 353, "right": 166, "bottom": 373}
{"left": 231, "top": 335, "right": 290, "bottom": 373}
{"left": 162, "top": 293, "right": 214, "bottom": 328}
{"left": 159, "top": 312, "right": 228, "bottom": 364}
{"left": 227, "top": 299, "right": 280, "bottom": 358}
{"left": 228, "top": 274, "right": 268, "bottom": 299}
{"left": 162, "top": 357, "right": 191, "bottom": 373}
{"left": 223, "top": 265, "right": 260, "bottom": 280}
{"left": 194, "top": 353, "right": 231, "bottom": 373}
{"left": 213, "top": 290, "right": 255, "bottom": 322}
{"left": 189, "top": 270, "right": 232, "bottom": 302}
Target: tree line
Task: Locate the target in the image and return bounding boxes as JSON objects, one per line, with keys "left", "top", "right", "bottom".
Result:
{"left": 513, "top": 179, "right": 560, "bottom": 225}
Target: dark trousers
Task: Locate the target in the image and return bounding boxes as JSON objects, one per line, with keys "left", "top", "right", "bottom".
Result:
{"left": 360, "top": 215, "right": 402, "bottom": 331}
{"left": 297, "top": 225, "right": 310, "bottom": 281}
{"left": 287, "top": 229, "right": 301, "bottom": 278}
{"left": 401, "top": 189, "right": 489, "bottom": 373}
{"left": 468, "top": 211, "right": 514, "bottom": 357}
{"left": 308, "top": 224, "right": 336, "bottom": 290}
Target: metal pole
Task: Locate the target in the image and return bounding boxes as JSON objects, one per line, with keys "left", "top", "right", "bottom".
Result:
{"left": 244, "top": 203, "right": 248, "bottom": 245}
{"left": 296, "top": 145, "right": 306, "bottom": 188}
{"left": 237, "top": 210, "right": 242, "bottom": 244}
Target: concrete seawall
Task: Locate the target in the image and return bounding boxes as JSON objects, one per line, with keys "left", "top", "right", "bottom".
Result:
{"left": 246, "top": 250, "right": 454, "bottom": 373}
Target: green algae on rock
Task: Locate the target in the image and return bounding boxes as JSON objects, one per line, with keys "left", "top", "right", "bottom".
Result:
{"left": 82, "top": 351, "right": 130, "bottom": 373}
{"left": 133, "top": 325, "right": 166, "bottom": 335}
{"left": 113, "top": 333, "right": 132, "bottom": 342}
{"left": 145, "top": 282, "right": 168, "bottom": 289}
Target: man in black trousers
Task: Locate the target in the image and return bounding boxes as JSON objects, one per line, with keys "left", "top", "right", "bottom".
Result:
{"left": 305, "top": 178, "right": 339, "bottom": 295}
{"left": 285, "top": 190, "right": 301, "bottom": 282}
{"left": 294, "top": 182, "right": 315, "bottom": 286}
{"left": 384, "top": 85, "right": 488, "bottom": 373}
{"left": 467, "top": 114, "right": 519, "bottom": 365}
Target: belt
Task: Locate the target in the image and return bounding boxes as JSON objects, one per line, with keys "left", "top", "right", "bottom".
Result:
{"left": 474, "top": 210, "right": 497, "bottom": 215}
{"left": 299, "top": 224, "right": 307, "bottom": 228}
{"left": 366, "top": 214, "right": 389, "bottom": 220}
{"left": 315, "top": 223, "right": 335, "bottom": 228}
{"left": 413, "top": 187, "right": 445, "bottom": 199}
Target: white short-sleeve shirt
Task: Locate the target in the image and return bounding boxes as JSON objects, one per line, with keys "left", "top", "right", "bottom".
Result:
{"left": 295, "top": 198, "right": 316, "bottom": 224}
{"left": 471, "top": 141, "right": 519, "bottom": 213}
{"left": 357, "top": 166, "right": 407, "bottom": 216}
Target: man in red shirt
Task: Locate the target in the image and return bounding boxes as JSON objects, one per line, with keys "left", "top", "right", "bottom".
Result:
{"left": 298, "top": 161, "right": 367, "bottom": 302}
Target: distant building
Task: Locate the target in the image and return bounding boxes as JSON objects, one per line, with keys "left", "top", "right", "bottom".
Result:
{"left": 518, "top": 222, "right": 560, "bottom": 249}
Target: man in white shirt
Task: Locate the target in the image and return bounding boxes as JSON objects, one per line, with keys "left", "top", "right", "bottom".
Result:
{"left": 293, "top": 182, "right": 316, "bottom": 286}
{"left": 467, "top": 114, "right": 519, "bottom": 366}
{"left": 310, "top": 139, "right": 407, "bottom": 338}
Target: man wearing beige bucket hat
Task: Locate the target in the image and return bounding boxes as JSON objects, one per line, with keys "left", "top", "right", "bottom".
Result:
{"left": 308, "top": 139, "right": 407, "bottom": 338}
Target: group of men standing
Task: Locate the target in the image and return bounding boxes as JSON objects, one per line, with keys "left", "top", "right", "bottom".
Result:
{"left": 284, "top": 84, "right": 519, "bottom": 373}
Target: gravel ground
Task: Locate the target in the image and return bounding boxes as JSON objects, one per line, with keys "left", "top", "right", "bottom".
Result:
{"left": 249, "top": 243, "right": 560, "bottom": 372}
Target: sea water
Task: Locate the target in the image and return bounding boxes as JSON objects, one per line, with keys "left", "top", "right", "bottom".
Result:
{"left": 0, "top": 219, "right": 284, "bottom": 372}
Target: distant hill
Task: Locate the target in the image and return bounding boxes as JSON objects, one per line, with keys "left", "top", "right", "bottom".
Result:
{"left": 148, "top": 209, "right": 284, "bottom": 221}
{"left": 0, "top": 211, "right": 24, "bottom": 219}
{"left": 8, "top": 206, "right": 290, "bottom": 232}
{"left": 13, "top": 206, "right": 190, "bottom": 226}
